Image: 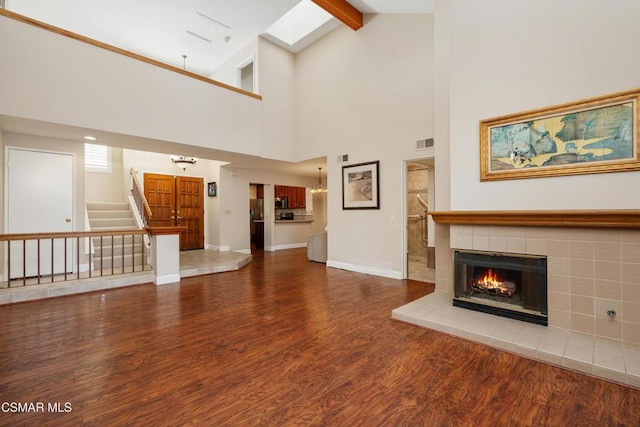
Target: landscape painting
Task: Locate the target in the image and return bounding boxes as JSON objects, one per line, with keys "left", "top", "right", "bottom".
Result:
{"left": 480, "top": 89, "right": 640, "bottom": 181}
{"left": 342, "top": 161, "right": 380, "bottom": 209}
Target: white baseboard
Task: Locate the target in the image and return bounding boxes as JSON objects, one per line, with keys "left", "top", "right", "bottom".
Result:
{"left": 235, "top": 249, "right": 251, "bottom": 255}
{"left": 269, "top": 243, "right": 307, "bottom": 251}
{"left": 206, "top": 244, "right": 230, "bottom": 252}
{"left": 326, "top": 260, "right": 402, "bottom": 280}
{"left": 154, "top": 274, "right": 181, "bottom": 285}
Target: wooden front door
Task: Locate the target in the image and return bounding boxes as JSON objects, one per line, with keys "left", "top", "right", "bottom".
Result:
{"left": 143, "top": 173, "right": 204, "bottom": 250}
{"left": 176, "top": 176, "right": 205, "bottom": 251}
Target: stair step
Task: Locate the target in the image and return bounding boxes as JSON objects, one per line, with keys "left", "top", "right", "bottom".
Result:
{"left": 87, "top": 210, "right": 134, "bottom": 219}
{"left": 94, "top": 244, "right": 145, "bottom": 257}
{"left": 94, "top": 253, "right": 147, "bottom": 269}
{"left": 92, "top": 234, "right": 145, "bottom": 246}
{"left": 86, "top": 202, "right": 130, "bottom": 211}
{"left": 89, "top": 218, "right": 138, "bottom": 228}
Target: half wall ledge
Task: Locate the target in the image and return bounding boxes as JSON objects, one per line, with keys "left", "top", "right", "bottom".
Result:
{"left": 429, "top": 210, "right": 640, "bottom": 228}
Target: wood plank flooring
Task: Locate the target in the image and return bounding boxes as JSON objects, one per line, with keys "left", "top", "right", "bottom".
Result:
{"left": 1, "top": 248, "right": 639, "bottom": 426}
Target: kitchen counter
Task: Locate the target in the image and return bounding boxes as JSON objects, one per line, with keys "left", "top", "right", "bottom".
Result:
{"left": 274, "top": 219, "right": 314, "bottom": 223}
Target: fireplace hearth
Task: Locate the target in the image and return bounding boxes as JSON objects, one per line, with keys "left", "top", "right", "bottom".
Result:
{"left": 454, "top": 250, "right": 548, "bottom": 325}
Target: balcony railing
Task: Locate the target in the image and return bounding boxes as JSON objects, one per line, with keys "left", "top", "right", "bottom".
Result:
{"left": 0, "top": 229, "right": 150, "bottom": 288}
{"left": 130, "top": 167, "right": 153, "bottom": 227}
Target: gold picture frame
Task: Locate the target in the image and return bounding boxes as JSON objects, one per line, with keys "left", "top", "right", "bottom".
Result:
{"left": 480, "top": 88, "right": 640, "bottom": 181}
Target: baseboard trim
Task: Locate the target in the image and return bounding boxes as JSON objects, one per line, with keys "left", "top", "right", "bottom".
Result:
{"left": 154, "top": 274, "right": 181, "bottom": 286}
{"left": 270, "top": 243, "right": 308, "bottom": 251}
{"left": 207, "top": 245, "right": 230, "bottom": 252}
{"left": 326, "top": 260, "right": 402, "bottom": 280}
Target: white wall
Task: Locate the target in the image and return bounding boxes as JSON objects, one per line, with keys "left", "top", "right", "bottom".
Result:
{"left": 295, "top": 14, "right": 434, "bottom": 278}
{"left": 0, "top": 130, "right": 4, "bottom": 231}
{"left": 259, "top": 38, "right": 298, "bottom": 162}
{"left": 0, "top": 14, "right": 263, "bottom": 158}
{"left": 85, "top": 147, "right": 125, "bottom": 203}
{"left": 209, "top": 38, "right": 259, "bottom": 92}
{"left": 447, "top": 0, "right": 640, "bottom": 211}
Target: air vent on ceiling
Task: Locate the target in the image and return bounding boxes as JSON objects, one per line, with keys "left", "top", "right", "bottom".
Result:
{"left": 416, "top": 138, "right": 434, "bottom": 150}
{"left": 337, "top": 154, "right": 349, "bottom": 163}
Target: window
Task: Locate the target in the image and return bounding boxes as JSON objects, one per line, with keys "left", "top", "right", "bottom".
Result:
{"left": 84, "top": 143, "right": 111, "bottom": 172}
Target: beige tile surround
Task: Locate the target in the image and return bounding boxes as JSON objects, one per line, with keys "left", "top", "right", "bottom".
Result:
{"left": 393, "top": 224, "right": 640, "bottom": 389}
{"left": 449, "top": 225, "right": 640, "bottom": 344}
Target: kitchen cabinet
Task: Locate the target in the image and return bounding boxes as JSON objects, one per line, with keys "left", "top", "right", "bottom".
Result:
{"left": 274, "top": 185, "right": 306, "bottom": 208}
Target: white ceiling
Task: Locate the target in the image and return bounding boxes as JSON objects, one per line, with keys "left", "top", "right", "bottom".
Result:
{"left": 1, "top": 0, "right": 433, "bottom": 176}
{"left": 5, "top": 0, "right": 433, "bottom": 76}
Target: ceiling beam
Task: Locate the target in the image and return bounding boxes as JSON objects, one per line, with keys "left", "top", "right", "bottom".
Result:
{"left": 311, "top": 0, "right": 363, "bottom": 31}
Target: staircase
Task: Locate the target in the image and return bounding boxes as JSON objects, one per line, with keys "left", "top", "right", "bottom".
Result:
{"left": 86, "top": 202, "right": 145, "bottom": 271}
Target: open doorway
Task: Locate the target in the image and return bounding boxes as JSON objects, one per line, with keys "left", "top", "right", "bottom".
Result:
{"left": 249, "top": 183, "right": 265, "bottom": 250}
{"left": 237, "top": 57, "right": 255, "bottom": 93}
{"left": 405, "top": 158, "right": 435, "bottom": 282}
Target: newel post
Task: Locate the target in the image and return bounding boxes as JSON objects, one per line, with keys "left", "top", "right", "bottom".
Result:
{"left": 146, "top": 226, "right": 185, "bottom": 285}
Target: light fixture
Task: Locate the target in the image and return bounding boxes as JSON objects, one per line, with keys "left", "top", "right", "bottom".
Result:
{"left": 170, "top": 155, "right": 197, "bottom": 171}
{"left": 310, "top": 167, "right": 327, "bottom": 194}
{"left": 84, "top": 135, "right": 97, "bottom": 141}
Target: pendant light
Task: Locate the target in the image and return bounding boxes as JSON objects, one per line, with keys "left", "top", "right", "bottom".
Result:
{"left": 310, "top": 167, "right": 327, "bottom": 194}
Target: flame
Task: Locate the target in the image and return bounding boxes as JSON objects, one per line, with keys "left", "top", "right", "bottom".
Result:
{"left": 480, "top": 269, "right": 502, "bottom": 288}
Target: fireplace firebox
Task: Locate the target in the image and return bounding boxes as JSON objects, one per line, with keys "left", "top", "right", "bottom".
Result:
{"left": 454, "top": 250, "right": 548, "bottom": 325}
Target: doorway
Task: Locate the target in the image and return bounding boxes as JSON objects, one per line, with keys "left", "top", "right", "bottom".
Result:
{"left": 6, "top": 148, "right": 74, "bottom": 278}
{"left": 237, "top": 57, "right": 255, "bottom": 93}
{"left": 405, "top": 159, "right": 435, "bottom": 282}
{"left": 144, "top": 173, "right": 204, "bottom": 250}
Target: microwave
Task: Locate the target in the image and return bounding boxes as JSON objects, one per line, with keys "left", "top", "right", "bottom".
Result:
{"left": 275, "top": 197, "right": 288, "bottom": 209}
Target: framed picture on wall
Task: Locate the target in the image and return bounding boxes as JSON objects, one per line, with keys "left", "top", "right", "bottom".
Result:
{"left": 207, "top": 182, "right": 217, "bottom": 197}
{"left": 342, "top": 161, "right": 380, "bottom": 209}
{"left": 479, "top": 88, "right": 640, "bottom": 181}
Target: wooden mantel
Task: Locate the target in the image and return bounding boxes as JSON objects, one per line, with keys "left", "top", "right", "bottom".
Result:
{"left": 429, "top": 210, "right": 640, "bottom": 228}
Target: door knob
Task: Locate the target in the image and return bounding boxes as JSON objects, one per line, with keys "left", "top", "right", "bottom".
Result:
{"left": 65, "top": 218, "right": 71, "bottom": 223}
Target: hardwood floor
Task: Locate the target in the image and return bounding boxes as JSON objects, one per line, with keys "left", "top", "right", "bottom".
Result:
{"left": 1, "top": 248, "right": 639, "bottom": 426}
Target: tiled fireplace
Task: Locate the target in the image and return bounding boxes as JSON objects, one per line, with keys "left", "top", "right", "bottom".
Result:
{"left": 448, "top": 224, "right": 640, "bottom": 343}
{"left": 393, "top": 219, "right": 640, "bottom": 389}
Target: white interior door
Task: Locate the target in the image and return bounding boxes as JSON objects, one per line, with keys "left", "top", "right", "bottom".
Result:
{"left": 7, "top": 148, "right": 74, "bottom": 279}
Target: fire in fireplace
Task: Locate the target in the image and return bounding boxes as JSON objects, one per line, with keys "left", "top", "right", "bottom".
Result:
{"left": 454, "top": 250, "right": 548, "bottom": 325}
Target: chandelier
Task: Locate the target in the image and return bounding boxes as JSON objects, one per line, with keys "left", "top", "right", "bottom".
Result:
{"left": 310, "top": 167, "right": 327, "bottom": 194}
{"left": 170, "top": 155, "right": 197, "bottom": 171}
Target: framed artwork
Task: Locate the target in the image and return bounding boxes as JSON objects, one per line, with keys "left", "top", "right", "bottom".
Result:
{"left": 480, "top": 88, "right": 640, "bottom": 181}
{"left": 207, "top": 181, "right": 217, "bottom": 197}
{"left": 342, "top": 161, "right": 380, "bottom": 210}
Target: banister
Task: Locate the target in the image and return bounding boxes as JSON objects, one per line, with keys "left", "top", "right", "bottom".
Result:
{"left": 130, "top": 168, "right": 153, "bottom": 226}
{"left": 0, "top": 8, "right": 262, "bottom": 100}
{"left": 0, "top": 229, "right": 149, "bottom": 241}
{"left": 0, "top": 228, "right": 151, "bottom": 288}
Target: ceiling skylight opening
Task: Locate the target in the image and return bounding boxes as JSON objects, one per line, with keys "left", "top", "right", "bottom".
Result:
{"left": 264, "top": 0, "right": 336, "bottom": 49}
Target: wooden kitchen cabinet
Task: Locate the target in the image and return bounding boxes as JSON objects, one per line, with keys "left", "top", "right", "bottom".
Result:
{"left": 274, "top": 185, "right": 306, "bottom": 208}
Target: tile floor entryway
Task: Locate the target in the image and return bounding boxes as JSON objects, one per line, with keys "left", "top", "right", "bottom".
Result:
{"left": 392, "top": 291, "right": 640, "bottom": 390}
{"left": 0, "top": 249, "right": 252, "bottom": 304}
{"left": 179, "top": 249, "right": 252, "bottom": 278}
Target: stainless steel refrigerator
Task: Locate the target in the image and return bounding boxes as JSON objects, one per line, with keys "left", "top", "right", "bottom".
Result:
{"left": 249, "top": 199, "right": 264, "bottom": 247}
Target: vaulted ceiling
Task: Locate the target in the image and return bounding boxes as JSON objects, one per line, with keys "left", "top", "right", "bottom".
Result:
{"left": 1, "top": 0, "right": 433, "bottom": 176}
{"left": 4, "top": 0, "right": 432, "bottom": 76}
